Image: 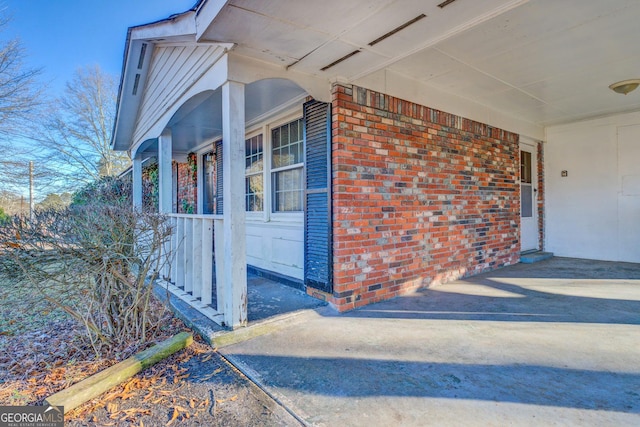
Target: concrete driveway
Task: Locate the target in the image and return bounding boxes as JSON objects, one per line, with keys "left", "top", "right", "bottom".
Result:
{"left": 220, "top": 257, "right": 640, "bottom": 426}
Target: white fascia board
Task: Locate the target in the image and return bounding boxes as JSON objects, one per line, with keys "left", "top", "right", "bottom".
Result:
{"left": 194, "top": 0, "right": 230, "bottom": 42}
{"left": 130, "top": 12, "right": 197, "bottom": 42}
{"left": 113, "top": 14, "right": 197, "bottom": 152}
{"left": 113, "top": 38, "right": 155, "bottom": 152}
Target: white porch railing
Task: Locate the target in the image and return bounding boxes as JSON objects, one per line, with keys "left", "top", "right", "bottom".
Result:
{"left": 161, "top": 214, "right": 226, "bottom": 326}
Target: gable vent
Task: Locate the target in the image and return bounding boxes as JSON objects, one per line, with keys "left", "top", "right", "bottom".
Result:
{"left": 320, "top": 49, "right": 361, "bottom": 72}
{"left": 132, "top": 74, "right": 141, "bottom": 96}
{"left": 437, "top": 0, "right": 457, "bottom": 8}
{"left": 137, "top": 43, "right": 147, "bottom": 69}
{"left": 368, "top": 14, "right": 426, "bottom": 46}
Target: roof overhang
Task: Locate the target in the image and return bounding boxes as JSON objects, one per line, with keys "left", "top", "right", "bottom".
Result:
{"left": 114, "top": 0, "right": 640, "bottom": 149}
{"left": 112, "top": 7, "right": 202, "bottom": 152}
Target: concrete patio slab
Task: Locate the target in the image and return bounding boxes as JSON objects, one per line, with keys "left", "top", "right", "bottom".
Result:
{"left": 155, "top": 273, "right": 325, "bottom": 347}
{"left": 220, "top": 257, "right": 640, "bottom": 426}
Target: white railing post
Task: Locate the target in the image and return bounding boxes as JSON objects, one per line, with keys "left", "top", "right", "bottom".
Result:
{"left": 192, "top": 218, "right": 203, "bottom": 299}
{"left": 201, "top": 218, "right": 213, "bottom": 306}
{"left": 176, "top": 217, "right": 185, "bottom": 288}
{"left": 184, "top": 217, "right": 193, "bottom": 293}
{"left": 170, "top": 216, "right": 178, "bottom": 284}
{"left": 214, "top": 218, "right": 225, "bottom": 312}
{"left": 159, "top": 215, "right": 171, "bottom": 281}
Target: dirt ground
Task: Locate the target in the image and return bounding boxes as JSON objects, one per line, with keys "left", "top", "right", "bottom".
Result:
{"left": 0, "top": 268, "right": 300, "bottom": 427}
{"left": 65, "top": 339, "right": 300, "bottom": 427}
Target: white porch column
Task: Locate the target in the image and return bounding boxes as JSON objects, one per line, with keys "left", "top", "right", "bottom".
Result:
{"left": 132, "top": 155, "right": 143, "bottom": 210}
{"left": 222, "top": 80, "right": 247, "bottom": 328}
{"left": 158, "top": 130, "right": 173, "bottom": 214}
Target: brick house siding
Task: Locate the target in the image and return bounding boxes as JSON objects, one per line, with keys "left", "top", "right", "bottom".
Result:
{"left": 175, "top": 160, "right": 197, "bottom": 214}
{"left": 328, "top": 83, "right": 521, "bottom": 311}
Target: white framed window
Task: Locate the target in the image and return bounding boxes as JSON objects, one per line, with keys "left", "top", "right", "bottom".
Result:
{"left": 271, "top": 119, "right": 304, "bottom": 212}
{"left": 245, "top": 134, "right": 264, "bottom": 212}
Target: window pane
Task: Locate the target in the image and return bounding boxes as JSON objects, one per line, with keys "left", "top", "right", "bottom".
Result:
{"left": 244, "top": 135, "right": 264, "bottom": 211}
{"left": 202, "top": 151, "right": 215, "bottom": 214}
{"left": 520, "top": 151, "right": 532, "bottom": 184}
{"left": 273, "top": 167, "right": 303, "bottom": 212}
{"left": 290, "top": 120, "right": 299, "bottom": 143}
{"left": 246, "top": 175, "right": 264, "bottom": 212}
{"left": 245, "top": 135, "right": 263, "bottom": 175}
{"left": 521, "top": 184, "right": 533, "bottom": 218}
{"left": 271, "top": 119, "right": 303, "bottom": 168}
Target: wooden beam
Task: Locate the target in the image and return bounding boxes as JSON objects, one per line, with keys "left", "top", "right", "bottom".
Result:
{"left": 46, "top": 332, "right": 193, "bottom": 414}
{"left": 201, "top": 218, "right": 213, "bottom": 306}
{"left": 132, "top": 156, "right": 143, "bottom": 210}
{"left": 158, "top": 130, "right": 173, "bottom": 214}
{"left": 221, "top": 80, "right": 247, "bottom": 328}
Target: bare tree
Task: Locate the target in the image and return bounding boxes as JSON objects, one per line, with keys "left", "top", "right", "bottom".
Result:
{"left": 0, "top": 11, "right": 128, "bottom": 194}
{"left": 0, "top": 14, "right": 42, "bottom": 136}
{"left": 34, "top": 65, "right": 131, "bottom": 186}
{"left": 0, "top": 12, "right": 46, "bottom": 195}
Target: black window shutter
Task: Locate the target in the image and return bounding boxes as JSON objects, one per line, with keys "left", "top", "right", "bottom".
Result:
{"left": 215, "top": 139, "right": 223, "bottom": 214}
{"left": 304, "top": 100, "right": 332, "bottom": 293}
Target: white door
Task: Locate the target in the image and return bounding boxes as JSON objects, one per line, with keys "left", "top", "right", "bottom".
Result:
{"left": 617, "top": 124, "right": 640, "bottom": 263}
{"left": 520, "top": 142, "right": 539, "bottom": 252}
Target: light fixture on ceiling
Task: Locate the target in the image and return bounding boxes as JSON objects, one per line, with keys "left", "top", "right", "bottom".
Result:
{"left": 609, "top": 79, "right": 640, "bottom": 95}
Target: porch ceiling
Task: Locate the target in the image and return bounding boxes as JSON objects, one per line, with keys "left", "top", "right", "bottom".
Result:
{"left": 198, "top": 0, "right": 640, "bottom": 128}
{"left": 136, "top": 78, "right": 306, "bottom": 155}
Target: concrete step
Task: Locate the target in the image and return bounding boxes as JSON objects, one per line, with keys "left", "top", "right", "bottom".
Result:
{"left": 520, "top": 251, "right": 554, "bottom": 264}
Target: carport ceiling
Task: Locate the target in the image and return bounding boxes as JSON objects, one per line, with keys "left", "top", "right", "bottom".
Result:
{"left": 200, "top": 0, "right": 640, "bottom": 127}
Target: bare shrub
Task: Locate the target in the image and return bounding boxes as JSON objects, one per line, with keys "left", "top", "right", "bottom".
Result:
{"left": 0, "top": 177, "right": 172, "bottom": 355}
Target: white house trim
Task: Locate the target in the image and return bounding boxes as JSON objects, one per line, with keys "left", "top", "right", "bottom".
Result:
{"left": 355, "top": 68, "right": 545, "bottom": 141}
{"left": 221, "top": 80, "right": 248, "bottom": 327}
{"left": 227, "top": 53, "right": 331, "bottom": 103}
{"left": 132, "top": 46, "right": 229, "bottom": 150}
{"left": 132, "top": 155, "right": 143, "bottom": 210}
{"left": 158, "top": 129, "right": 173, "bottom": 214}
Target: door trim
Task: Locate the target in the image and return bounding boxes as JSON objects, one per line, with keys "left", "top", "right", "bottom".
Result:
{"left": 519, "top": 141, "right": 539, "bottom": 252}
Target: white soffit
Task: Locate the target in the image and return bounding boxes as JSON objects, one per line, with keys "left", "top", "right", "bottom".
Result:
{"left": 199, "top": 0, "right": 640, "bottom": 130}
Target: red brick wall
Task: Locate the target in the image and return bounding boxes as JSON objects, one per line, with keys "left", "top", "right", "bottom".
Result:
{"left": 329, "top": 83, "right": 520, "bottom": 311}
{"left": 537, "top": 141, "right": 545, "bottom": 250}
{"left": 176, "top": 161, "right": 197, "bottom": 214}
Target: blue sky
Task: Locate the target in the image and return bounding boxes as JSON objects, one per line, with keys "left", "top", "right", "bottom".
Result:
{"left": 4, "top": 0, "right": 198, "bottom": 94}
{"left": 0, "top": 1, "right": 197, "bottom": 197}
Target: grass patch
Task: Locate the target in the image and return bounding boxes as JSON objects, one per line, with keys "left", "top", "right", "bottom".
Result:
{"left": 0, "top": 266, "right": 72, "bottom": 337}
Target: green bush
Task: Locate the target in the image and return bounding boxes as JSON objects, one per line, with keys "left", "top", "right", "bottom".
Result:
{"left": 0, "top": 207, "right": 10, "bottom": 225}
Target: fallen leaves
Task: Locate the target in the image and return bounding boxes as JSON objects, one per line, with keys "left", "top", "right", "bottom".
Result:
{"left": 0, "top": 319, "right": 116, "bottom": 406}
{"left": 56, "top": 341, "right": 233, "bottom": 425}
{"left": 0, "top": 279, "right": 254, "bottom": 427}
{"left": 216, "top": 394, "right": 238, "bottom": 404}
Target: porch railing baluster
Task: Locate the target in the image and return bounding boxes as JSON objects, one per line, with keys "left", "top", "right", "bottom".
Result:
{"left": 160, "top": 214, "right": 223, "bottom": 325}
{"left": 176, "top": 217, "right": 185, "bottom": 288}
{"left": 184, "top": 217, "right": 193, "bottom": 293}
{"left": 201, "top": 218, "right": 213, "bottom": 306}
{"left": 214, "top": 218, "right": 225, "bottom": 313}
{"left": 192, "top": 218, "right": 203, "bottom": 300}
{"left": 170, "top": 216, "right": 178, "bottom": 285}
